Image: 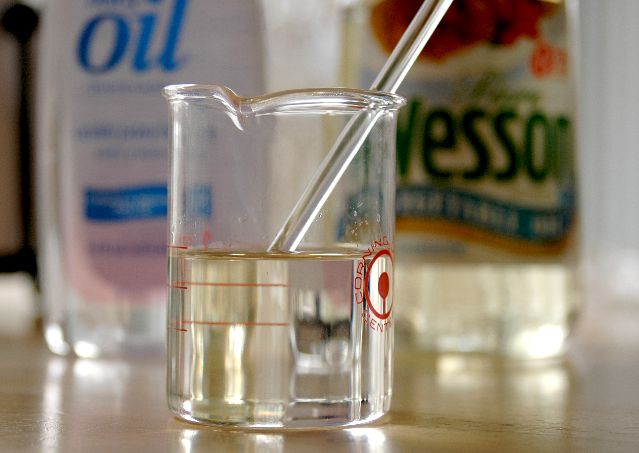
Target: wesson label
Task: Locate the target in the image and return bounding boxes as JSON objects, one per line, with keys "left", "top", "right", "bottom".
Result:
{"left": 395, "top": 71, "right": 576, "bottom": 254}
{"left": 363, "top": 1, "right": 576, "bottom": 257}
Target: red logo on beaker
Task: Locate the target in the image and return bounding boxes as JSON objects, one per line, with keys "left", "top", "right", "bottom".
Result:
{"left": 363, "top": 249, "right": 394, "bottom": 320}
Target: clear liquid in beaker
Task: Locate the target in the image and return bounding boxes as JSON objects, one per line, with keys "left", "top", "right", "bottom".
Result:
{"left": 167, "top": 249, "right": 392, "bottom": 428}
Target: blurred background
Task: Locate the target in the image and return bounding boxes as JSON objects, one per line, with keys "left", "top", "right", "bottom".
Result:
{"left": 0, "top": 0, "right": 21, "bottom": 262}
{"left": 0, "top": 0, "right": 638, "bottom": 339}
{"left": 0, "top": 0, "right": 39, "bottom": 336}
{"left": 578, "top": 0, "right": 639, "bottom": 303}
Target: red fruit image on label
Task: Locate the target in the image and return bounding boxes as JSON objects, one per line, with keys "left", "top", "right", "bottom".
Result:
{"left": 371, "top": 0, "right": 558, "bottom": 61}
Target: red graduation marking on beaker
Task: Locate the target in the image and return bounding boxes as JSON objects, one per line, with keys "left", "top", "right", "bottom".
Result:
{"left": 168, "top": 283, "right": 188, "bottom": 290}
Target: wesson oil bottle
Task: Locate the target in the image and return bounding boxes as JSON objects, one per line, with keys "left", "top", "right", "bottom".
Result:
{"left": 358, "top": 0, "right": 580, "bottom": 358}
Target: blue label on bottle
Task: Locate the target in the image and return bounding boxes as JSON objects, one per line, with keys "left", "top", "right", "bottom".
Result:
{"left": 85, "top": 184, "right": 212, "bottom": 221}
{"left": 85, "top": 185, "right": 168, "bottom": 221}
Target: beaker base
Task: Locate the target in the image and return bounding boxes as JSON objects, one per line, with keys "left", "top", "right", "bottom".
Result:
{"left": 169, "top": 396, "right": 390, "bottom": 430}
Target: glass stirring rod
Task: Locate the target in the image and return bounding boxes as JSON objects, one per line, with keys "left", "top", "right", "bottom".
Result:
{"left": 269, "top": 0, "right": 455, "bottom": 252}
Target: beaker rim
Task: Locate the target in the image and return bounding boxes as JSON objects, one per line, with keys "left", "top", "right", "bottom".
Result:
{"left": 162, "top": 84, "right": 406, "bottom": 115}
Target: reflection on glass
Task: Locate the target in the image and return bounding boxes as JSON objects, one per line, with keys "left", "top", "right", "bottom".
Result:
{"left": 176, "top": 426, "right": 387, "bottom": 452}
{"left": 510, "top": 325, "right": 567, "bottom": 359}
{"left": 41, "top": 357, "right": 67, "bottom": 453}
{"left": 252, "top": 434, "right": 285, "bottom": 453}
{"left": 177, "top": 429, "right": 284, "bottom": 453}
{"left": 433, "top": 352, "right": 573, "bottom": 444}
{"left": 179, "top": 429, "right": 198, "bottom": 453}
{"left": 225, "top": 324, "right": 246, "bottom": 404}
{"left": 345, "top": 427, "right": 388, "bottom": 452}
{"left": 74, "top": 340, "right": 101, "bottom": 358}
{"left": 73, "top": 358, "right": 130, "bottom": 415}
{"left": 434, "top": 355, "right": 569, "bottom": 400}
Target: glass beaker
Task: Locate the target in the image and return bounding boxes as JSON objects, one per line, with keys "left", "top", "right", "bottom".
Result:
{"left": 163, "top": 85, "right": 405, "bottom": 428}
